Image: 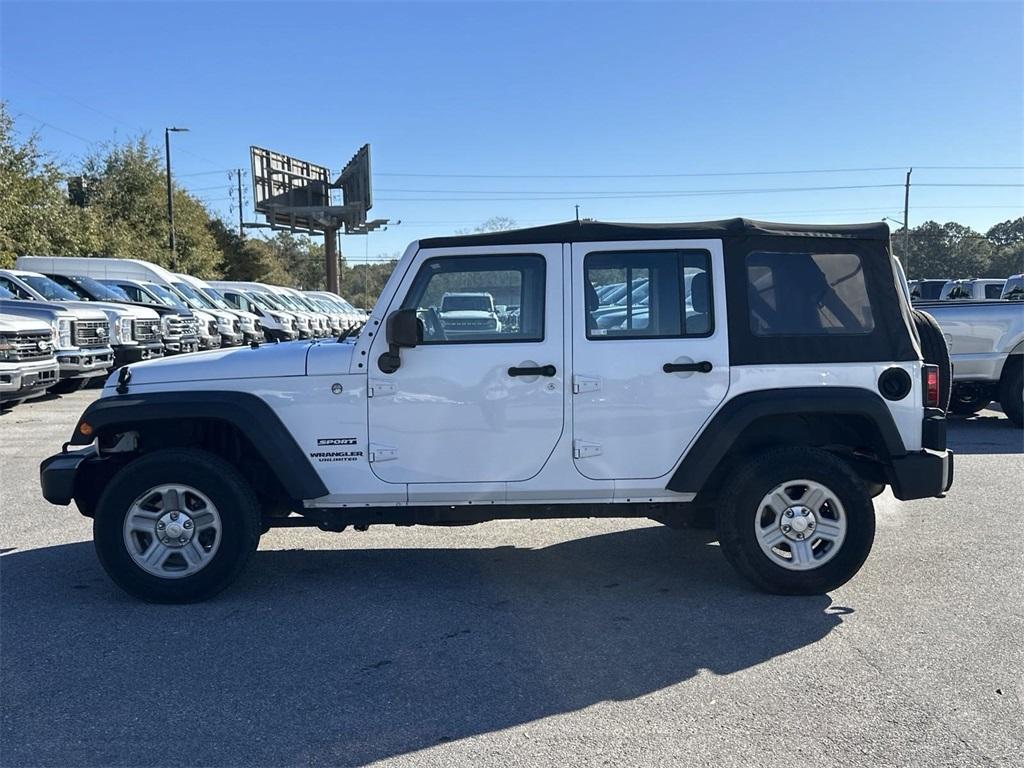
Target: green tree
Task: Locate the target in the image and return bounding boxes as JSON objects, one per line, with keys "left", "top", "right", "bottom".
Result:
{"left": 0, "top": 102, "right": 101, "bottom": 265}
{"left": 208, "top": 220, "right": 292, "bottom": 284}
{"left": 903, "top": 221, "right": 992, "bottom": 279}
{"left": 81, "top": 137, "right": 222, "bottom": 275}
{"left": 984, "top": 218, "right": 1024, "bottom": 278}
{"left": 339, "top": 254, "right": 399, "bottom": 309}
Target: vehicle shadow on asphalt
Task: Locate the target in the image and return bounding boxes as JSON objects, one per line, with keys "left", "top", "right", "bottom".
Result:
{"left": 1, "top": 525, "right": 846, "bottom": 767}
{"left": 947, "top": 413, "right": 1023, "bottom": 454}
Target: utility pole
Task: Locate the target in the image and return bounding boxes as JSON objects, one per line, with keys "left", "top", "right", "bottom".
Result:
{"left": 325, "top": 227, "right": 339, "bottom": 294}
{"left": 236, "top": 169, "right": 244, "bottom": 238}
{"left": 903, "top": 168, "right": 912, "bottom": 274}
{"left": 164, "top": 127, "right": 189, "bottom": 270}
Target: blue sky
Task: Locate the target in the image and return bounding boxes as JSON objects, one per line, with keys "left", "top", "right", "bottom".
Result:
{"left": 2, "top": 1, "right": 1021, "bottom": 260}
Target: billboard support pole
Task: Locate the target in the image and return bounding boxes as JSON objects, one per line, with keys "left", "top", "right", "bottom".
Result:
{"left": 325, "top": 226, "right": 339, "bottom": 294}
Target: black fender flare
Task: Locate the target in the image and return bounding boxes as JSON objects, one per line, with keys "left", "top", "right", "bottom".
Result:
{"left": 68, "top": 391, "right": 328, "bottom": 501}
{"left": 665, "top": 387, "right": 908, "bottom": 493}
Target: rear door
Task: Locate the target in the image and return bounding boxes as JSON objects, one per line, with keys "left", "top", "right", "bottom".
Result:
{"left": 571, "top": 239, "right": 729, "bottom": 480}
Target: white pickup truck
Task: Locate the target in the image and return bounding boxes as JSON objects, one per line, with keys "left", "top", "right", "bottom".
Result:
{"left": 917, "top": 299, "right": 1024, "bottom": 424}
{"left": 40, "top": 219, "right": 953, "bottom": 603}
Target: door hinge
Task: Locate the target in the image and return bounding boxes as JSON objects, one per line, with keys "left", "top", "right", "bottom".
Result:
{"left": 367, "top": 380, "right": 397, "bottom": 398}
{"left": 573, "top": 440, "right": 602, "bottom": 459}
{"left": 572, "top": 375, "right": 601, "bottom": 394}
{"left": 368, "top": 443, "right": 398, "bottom": 462}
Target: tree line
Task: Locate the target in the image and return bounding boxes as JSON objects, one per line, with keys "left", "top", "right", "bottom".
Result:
{"left": 1, "top": 103, "right": 1020, "bottom": 307}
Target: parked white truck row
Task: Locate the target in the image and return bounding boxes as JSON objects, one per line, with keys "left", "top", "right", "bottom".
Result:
{"left": 0, "top": 255, "right": 367, "bottom": 410}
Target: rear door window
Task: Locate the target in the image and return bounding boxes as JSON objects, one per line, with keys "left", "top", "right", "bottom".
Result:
{"left": 746, "top": 252, "right": 874, "bottom": 336}
{"left": 583, "top": 250, "right": 713, "bottom": 339}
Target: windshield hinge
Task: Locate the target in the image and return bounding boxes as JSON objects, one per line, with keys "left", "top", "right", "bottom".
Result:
{"left": 368, "top": 443, "right": 398, "bottom": 463}
{"left": 572, "top": 440, "right": 602, "bottom": 459}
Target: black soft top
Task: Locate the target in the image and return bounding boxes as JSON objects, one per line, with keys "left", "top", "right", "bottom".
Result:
{"left": 419, "top": 218, "right": 891, "bottom": 249}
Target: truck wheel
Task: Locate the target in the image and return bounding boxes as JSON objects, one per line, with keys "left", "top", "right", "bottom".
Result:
{"left": 948, "top": 386, "right": 991, "bottom": 416}
{"left": 999, "top": 359, "right": 1023, "bottom": 428}
{"left": 93, "top": 448, "right": 261, "bottom": 603}
{"left": 716, "top": 447, "right": 875, "bottom": 595}
{"left": 912, "top": 309, "right": 951, "bottom": 412}
{"left": 50, "top": 377, "right": 91, "bottom": 395}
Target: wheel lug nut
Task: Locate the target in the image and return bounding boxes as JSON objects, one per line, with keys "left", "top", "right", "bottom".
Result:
{"left": 157, "top": 522, "right": 165, "bottom": 529}
{"left": 183, "top": 520, "right": 193, "bottom": 529}
{"left": 170, "top": 511, "right": 179, "bottom": 521}
{"left": 179, "top": 537, "right": 186, "bottom": 544}
{"left": 801, "top": 509, "right": 809, "bottom": 516}
{"left": 782, "top": 525, "right": 791, "bottom": 532}
{"left": 797, "top": 533, "right": 804, "bottom": 539}
{"left": 785, "top": 510, "right": 794, "bottom": 518}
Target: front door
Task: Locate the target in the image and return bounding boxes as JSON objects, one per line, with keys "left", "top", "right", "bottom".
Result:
{"left": 367, "top": 245, "right": 564, "bottom": 484}
{"left": 571, "top": 239, "right": 730, "bottom": 480}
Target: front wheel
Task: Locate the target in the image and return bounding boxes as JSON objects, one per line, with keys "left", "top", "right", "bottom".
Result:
{"left": 948, "top": 385, "right": 991, "bottom": 416}
{"left": 93, "top": 448, "right": 261, "bottom": 603}
{"left": 716, "top": 447, "right": 875, "bottom": 595}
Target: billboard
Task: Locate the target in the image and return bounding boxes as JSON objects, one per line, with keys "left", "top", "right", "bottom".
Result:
{"left": 250, "top": 146, "right": 333, "bottom": 232}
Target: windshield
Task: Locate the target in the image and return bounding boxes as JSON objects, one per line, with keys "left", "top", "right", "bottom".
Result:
{"left": 197, "top": 286, "right": 232, "bottom": 310}
{"left": 442, "top": 295, "right": 493, "bottom": 312}
{"left": 245, "top": 291, "right": 276, "bottom": 311}
{"left": 266, "top": 293, "right": 297, "bottom": 311}
{"left": 145, "top": 283, "right": 189, "bottom": 310}
{"left": 70, "top": 274, "right": 131, "bottom": 301}
{"left": 273, "top": 293, "right": 302, "bottom": 311}
{"left": 172, "top": 282, "right": 216, "bottom": 310}
{"left": 20, "top": 274, "right": 79, "bottom": 301}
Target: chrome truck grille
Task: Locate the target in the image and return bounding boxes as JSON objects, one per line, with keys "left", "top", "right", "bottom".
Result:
{"left": 0, "top": 330, "right": 55, "bottom": 362}
{"left": 132, "top": 319, "right": 161, "bottom": 342}
{"left": 73, "top": 319, "right": 111, "bottom": 348}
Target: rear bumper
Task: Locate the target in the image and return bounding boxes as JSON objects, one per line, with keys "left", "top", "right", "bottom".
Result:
{"left": 40, "top": 444, "right": 98, "bottom": 506}
{"left": 887, "top": 449, "right": 954, "bottom": 500}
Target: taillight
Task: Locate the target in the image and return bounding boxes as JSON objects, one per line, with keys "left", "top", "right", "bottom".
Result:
{"left": 923, "top": 364, "right": 940, "bottom": 407}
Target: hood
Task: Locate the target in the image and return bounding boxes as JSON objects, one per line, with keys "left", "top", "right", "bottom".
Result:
{"left": 0, "top": 298, "right": 87, "bottom": 320}
{"left": 109, "top": 340, "right": 316, "bottom": 388}
{"left": 0, "top": 315, "right": 52, "bottom": 333}
{"left": 440, "top": 310, "right": 495, "bottom": 319}
{"left": 87, "top": 301, "right": 159, "bottom": 320}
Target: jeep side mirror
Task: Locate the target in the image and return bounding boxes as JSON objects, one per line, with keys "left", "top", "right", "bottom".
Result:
{"left": 378, "top": 308, "right": 422, "bottom": 373}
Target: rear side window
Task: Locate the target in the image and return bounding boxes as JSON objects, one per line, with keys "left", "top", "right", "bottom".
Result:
{"left": 984, "top": 284, "right": 1003, "bottom": 299}
{"left": 747, "top": 251, "right": 874, "bottom": 336}
{"left": 584, "top": 250, "right": 713, "bottom": 339}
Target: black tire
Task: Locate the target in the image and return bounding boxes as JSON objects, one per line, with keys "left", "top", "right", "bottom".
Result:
{"left": 49, "top": 377, "right": 91, "bottom": 395}
{"left": 912, "top": 309, "right": 951, "bottom": 412}
{"left": 999, "top": 358, "right": 1023, "bottom": 428}
{"left": 948, "top": 386, "right": 991, "bottom": 416}
{"left": 93, "top": 448, "right": 261, "bottom": 603}
{"left": 716, "top": 447, "right": 875, "bottom": 595}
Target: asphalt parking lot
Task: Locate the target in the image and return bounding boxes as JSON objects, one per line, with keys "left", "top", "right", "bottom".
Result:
{"left": 1, "top": 391, "right": 1022, "bottom": 768}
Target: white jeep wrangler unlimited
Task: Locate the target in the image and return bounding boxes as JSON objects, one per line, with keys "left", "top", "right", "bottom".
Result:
{"left": 41, "top": 219, "right": 953, "bottom": 603}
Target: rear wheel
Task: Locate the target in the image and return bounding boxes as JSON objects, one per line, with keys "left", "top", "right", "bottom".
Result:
{"left": 999, "top": 359, "right": 1023, "bottom": 428}
{"left": 716, "top": 447, "right": 875, "bottom": 595}
{"left": 948, "top": 385, "right": 991, "bottom": 416}
{"left": 912, "top": 309, "right": 951, "bottom": 412}
{"left": 94, "top": 448, "right": 261, "bottom": 603}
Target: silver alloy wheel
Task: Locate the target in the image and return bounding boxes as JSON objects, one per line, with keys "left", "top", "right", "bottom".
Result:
{"left": 753, "top": 479, "right": 847, "bottom": 571}
{"left": 122, "top": 484, "right": 222, "bottom": 579}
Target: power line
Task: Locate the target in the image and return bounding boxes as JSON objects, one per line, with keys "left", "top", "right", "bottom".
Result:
{"left": 377, "top": 182, "right": 1024, "bottom": 196}
{"left": 376, "top": 165, "right": 1024, "bottom": 180}
{"left": 13, "top": 111, "right": 95, "bottom": 145}
{"left": 377, "top": 182, "right": 1024, "bottom": 203}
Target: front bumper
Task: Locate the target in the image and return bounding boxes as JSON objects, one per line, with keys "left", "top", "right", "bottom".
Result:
{"left": 163, "top": 336, "right": 200, "bottom": 355}
{"left": 198, "top": 334, "right": 222, "bottom": 351}
{"left": 887, "top": 449, "right": 954, "bottom": 500}
{"left": 114, "top": 341, "right": 164, "bottom": 367}
{"left": 40, "top": 444, "right": 98, "bottom": 506}
{"left": 0, "top": 360, "right": 59, "bottom": 401}
{"left": 57, "top": 347, "right": 114, "bottom": 379}
{"left": 219, "top": 331, "right": 244, "bottom": 348}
